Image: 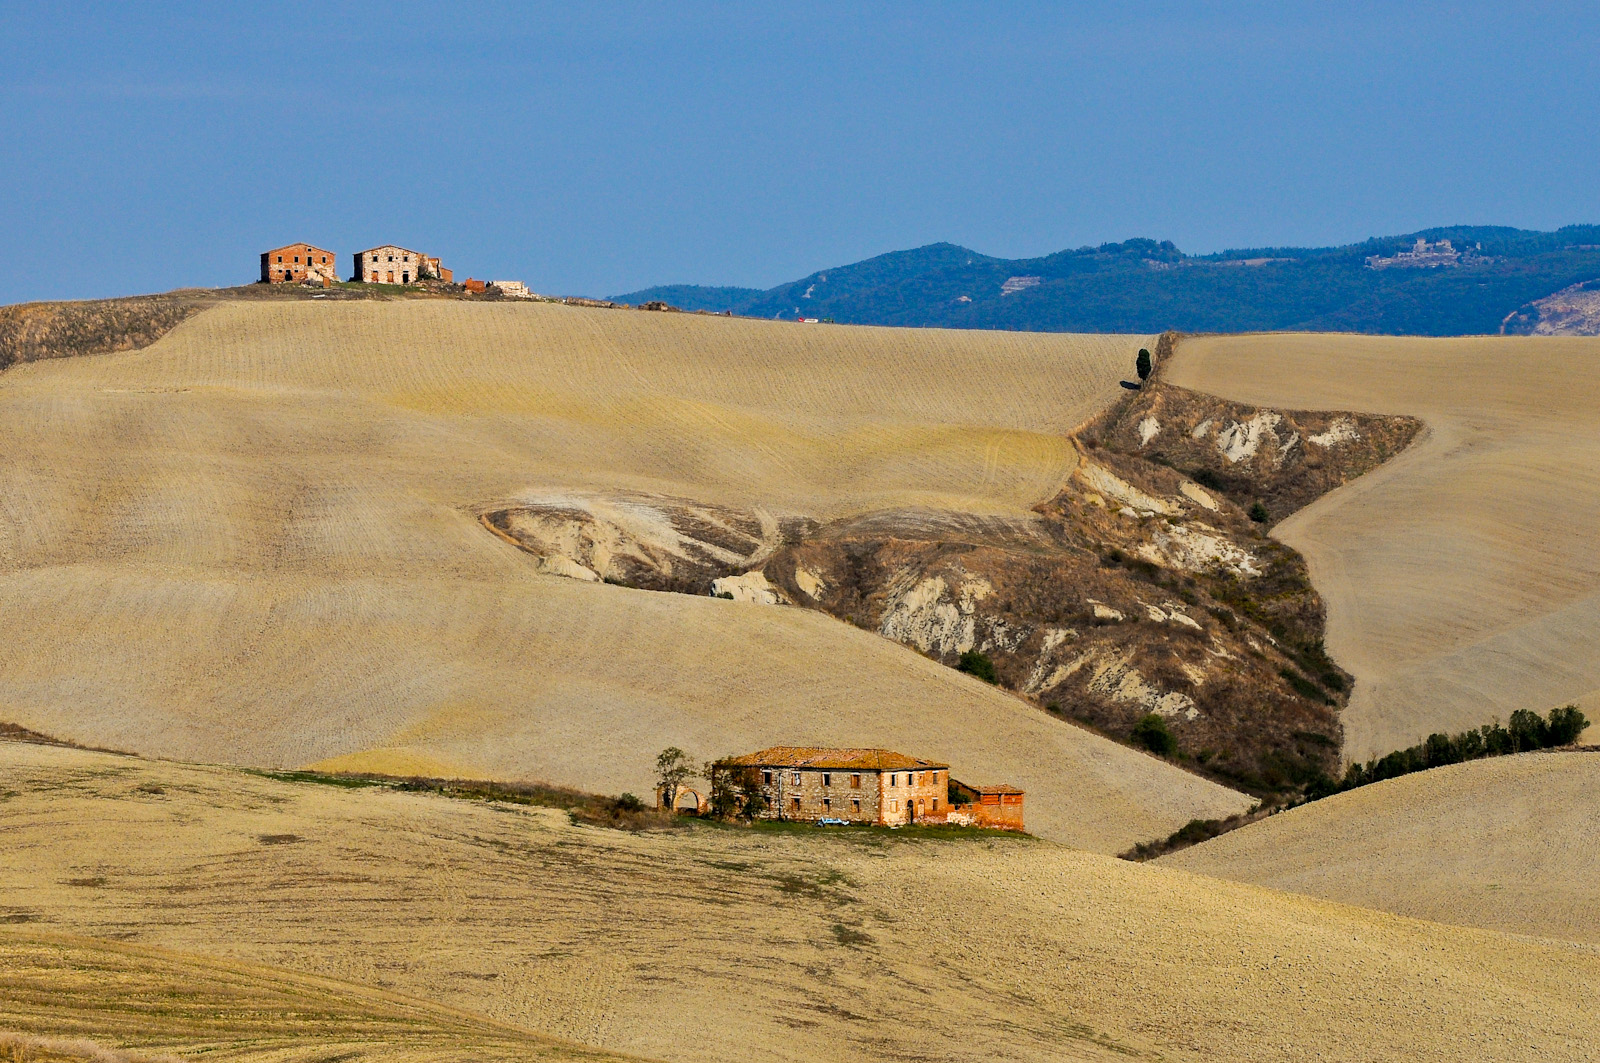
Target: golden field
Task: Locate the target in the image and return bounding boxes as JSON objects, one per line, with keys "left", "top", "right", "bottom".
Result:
{"left": 4, "top": 743, "right": 1599, "bottom": 1063}
{"left": 0, "top": 931, "right": 633, "bottom": 1063}
{"left": 0, "top": 300, "right": 1249, "bottom": 851}
{"left": 1162, "top": 750, "right": 1600, "bottom": 944}
{"left": 1169, "top": 332, "right": 1600, "bottom": 759}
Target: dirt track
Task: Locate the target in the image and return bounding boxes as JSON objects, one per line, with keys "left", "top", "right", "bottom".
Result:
{"left": 5, "top": 744, "right": 1599, "bottom": 1063}
{"left": 0, "top": 300, "right": 1248, "bottom": 851}
{"left": 1168, "top": 332, "right": 1600, "bottom": 759}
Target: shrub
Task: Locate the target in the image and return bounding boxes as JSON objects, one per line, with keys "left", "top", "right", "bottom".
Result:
{"left": 1136, "top": 348, "right": 1152, "bottom": 380}
{"left": 614, "top": 792, "right": 645, "bottom": 813}
{"left": 1130, "top": 713, "right": 1177, "bottom": 756}
{"left": 1423, "top": 732, "right": 1458, "bottom": 768}
{"left": 1546, "top": 704, "right": 1589, "bottom": 745}
{"left": 1508, "top": 708, "right": 1548, "bottom": 751}
{"left": 1279, "top": 668, "right": 1323, "bottom": 701}
{"left": 956, "top": 650, "right": 998, "bottom": 684}
{"left": 1248, "top": 501, "right": 1270, "bottom": 523}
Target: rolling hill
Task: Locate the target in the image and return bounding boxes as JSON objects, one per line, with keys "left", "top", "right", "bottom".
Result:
{"left": 1161, "top": 751, "right": 1600, "bottom": 946}
{"left": 0, "top": 298, "right": 1252, "bottom": 851}
{"left": 1165, "top": 331, "right": 1600, "bottom": 760}
{"left": 615, "top": 225, "right": 1600, "bottom": 336}
{"left": 0, "top": 929, "right": 631, "bottom": 1063}
{"left": 5, "top": 741, "right": 1600, "bottom": 1063}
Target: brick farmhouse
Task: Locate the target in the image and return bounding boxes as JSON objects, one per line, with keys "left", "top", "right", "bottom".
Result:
{"left": 709, "top": 747, "right": 1024, "bottom": 830}
{"left": 260, "top": 243, "right": 338, "bottom": 286}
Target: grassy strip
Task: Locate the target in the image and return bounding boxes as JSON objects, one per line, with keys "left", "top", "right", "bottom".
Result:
{"left": 251, "top": 769, "right": 679, "bottom": 831}
{"left": 691, "top": 816, "right": 1032, "bottom": 843}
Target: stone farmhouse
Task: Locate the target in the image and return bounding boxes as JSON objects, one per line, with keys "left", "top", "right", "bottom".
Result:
{"left": 709, "top": 746, "right": 1024, "bottom": 830}
{"left": 354, "top": 245, "right": 452, "bottom": 285}
{"left": 260, "top": 243, "right": 339, "bottom": 286}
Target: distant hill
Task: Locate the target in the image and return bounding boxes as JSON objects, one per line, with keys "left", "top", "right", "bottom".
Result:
{"left": 612, "top": 225, "right": 1600, "bottom": 335}
{"left": 609, "top": 283, "right": 764, "bottom": 312}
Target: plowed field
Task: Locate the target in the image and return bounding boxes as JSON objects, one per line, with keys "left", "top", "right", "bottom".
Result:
{"left": 5, "top": 744, "right": 1598, "bottom": 1063}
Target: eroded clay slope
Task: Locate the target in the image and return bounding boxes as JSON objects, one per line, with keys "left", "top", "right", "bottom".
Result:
{"left": 1168, "top": 332, "right": 1600, "bottom": 759}
{"left": 491, "top": 370, "right": 1419, "bottom": 798}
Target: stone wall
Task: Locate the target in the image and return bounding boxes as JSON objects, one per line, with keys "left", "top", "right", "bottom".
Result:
{"left": 753, "top": 766, "right": 948, "bottom": 825}
{"left": 355, "top": 246, "right": 426, "bottom": 284}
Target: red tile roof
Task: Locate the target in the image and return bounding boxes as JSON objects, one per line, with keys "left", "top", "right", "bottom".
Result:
{"left": 716, "top": 746, "right": 948, "bottom": 771}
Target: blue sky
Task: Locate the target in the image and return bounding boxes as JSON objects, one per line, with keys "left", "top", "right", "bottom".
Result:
{"left": 3, "top": 1, "right": 1598, "bottom": 303}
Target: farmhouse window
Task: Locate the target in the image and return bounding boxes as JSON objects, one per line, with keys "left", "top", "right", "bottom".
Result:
{"left": 891, "top": 800, "right": 899, "bottom": 811}
{"left": 791, "top": 797, "right": 801, "bottom": 810}
{"left": 822, "top": 797, "right": 831, "bottom": 809}
{"left": 932, "top": 799, "right": 938, "bottom": 810}
{"left": 852, "top": 799, "right": 861, "bottom": 813}
{"left": 822, "top": 773, "right": 831, "bottom": 787}
{"left": 761, "top": 770, "right": 772, "bottom": 785}
{"left": 850, "top": 774, "right": 861, "bottom": 788}
{"left": 918, "top": 799, "right": 925, "bottom": 812}
{"left": 371, "top": 255, "right": 378, "bottom": 262}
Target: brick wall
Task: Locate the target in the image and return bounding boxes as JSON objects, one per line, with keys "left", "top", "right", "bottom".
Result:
{"left": 261, "top": 245, "right": 337, "bottom": 285}
{"left": 943, "top": 793, "right": 1025, "bottom": 831}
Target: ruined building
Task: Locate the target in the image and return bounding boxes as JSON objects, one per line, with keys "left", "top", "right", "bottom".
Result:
{"left": 261, "top": 243, "right": 338, "bottom": 286}
{"left": 353, "top": 245, "right": 452, "bottom": 285}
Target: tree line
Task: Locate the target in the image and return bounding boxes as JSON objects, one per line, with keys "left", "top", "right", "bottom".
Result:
{"left": 1318, "top": 704, "right": 1588, "bottom": 796}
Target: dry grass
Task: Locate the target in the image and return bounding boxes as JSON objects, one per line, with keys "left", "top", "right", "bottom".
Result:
{"left": 0, "top": 928, "right": 638, "bottom": 1063}
{"left": 4, "top": 744, "right": 1599, "bottom": 1063}
{"left": 0, "top": 299, "right": 1250, "bottom": 852}
{"left": 1161, "top": 750, "right": 1600, "bottom": 944}
{"left": 1169, "top": 333, "right": 1600, "bottom": 759}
